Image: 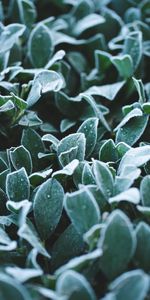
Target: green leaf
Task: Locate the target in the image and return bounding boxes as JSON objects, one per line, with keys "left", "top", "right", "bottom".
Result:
{"left": 33, "top": 178, "right": 64, "bottom": 239}
{"left": 10, "top": 146, "right": 32, "bottom": 175}
{"left": 21, "top": 128, "right": 45, "bottom": 170}
{"left": 59, "top": 147, "right": 78, "bottom": 167}
{"left": 118, "top": 145, "right": 150, "bottom": 175}
{"left": 109, "top": 269, "right": 149, "bottom": 300}
{"left": 114, "top": 108, "right": 143, "bottom": 131}
{"left": 19, "top": 111, "right": 42, "bottom": 127}
{"left": 142, "top": 103, "right": 150, "bottom": 114}
{"left": 52, "top": 159, "right": 79, "bottom": 180}
{"left": 84, "top": 224, "right": 102, "bottom": 251}
{"left": 29, "top": 168, "right": 53, "bottom": 187}
{"left": 18, "top": 222, "right": 50, "bottom": 258}
{"left": 28, "top": 24, "right": 54, "bottom": 67}
{"left": 42, "top": 133, "right": 59, "bottom": 149}
{"left": 0, "top": 24, "right": 25, "bottom": 53}
{"left": 0, "top": 273, "right": 32, "bottom": 300}
{"left": 72, "top": 13, "right": 105, "bottom": 36}
{"left": 16, "top": 0, "right": 36, "bottom": 28}
{"left": 132, "top": 77, "right": 146, "bottom": 104}
{"left": 85, "top": 81, "right": 125, "bottom": 101}
{"left": 95, "top": 50, "right": 112, "bottom": 73}
{"left": 27, "top": 70, "right": 64, "bottom": 107}
{"left": 6, "top": 168, "right": 30, "bottom": 202}
{"left": 99, "top": 139, "right": 118, "bottom": 162}
{"left": 93, "top": 160, "right": 114, "bottom": 199}
{"left": 111, "top": 54, "right": 133, "bottom": 78}
{"left": 123, "top": 31, "right": 142, "bottom": 70}
{"left": 51, "top": 224, "right": 85, "bottom": 271}
{"left": 78, "top": 117, "right": 99, "bottom": 157}
{"left": 60, "top": 119, "right": 76, "bottom": 133}
{"left": 134, "top": 222, "right": 150, "bottom": 271}
{"left": 109, "top": 188, "right": 140, "bottom": 204}
{"left": 82, "top": 163, "right": 96, "bottom": 185}
{"left": 140, "top": 175, "right": 150, "bottom": 207}
{"left": 55, "top": 249, "right": 102, "bottom": 276}
{"left": 56, "top": 270, "right": 97, "bottom": 300}
{"left": 115, "top": 114, "right": 148, "bottom": 146}
{"left": 57, "top": 133, "right": 86, "bottom": 167}
{"left": 5, "top": 266, "right": 42, "bottom": 283}
{"left": 99, "top": 210, "right": 136, "bottom": 279}
{"left": 64, "top": 187, "right": 100, "bottom": 235}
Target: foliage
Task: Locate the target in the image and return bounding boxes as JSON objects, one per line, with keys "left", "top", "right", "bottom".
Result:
{"left": 0, "top": 0, "right": 149, "bottom": 299}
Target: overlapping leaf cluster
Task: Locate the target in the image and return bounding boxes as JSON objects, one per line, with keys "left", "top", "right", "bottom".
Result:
{"left": 0, "top": 0, "right": 150, "bottom": 299}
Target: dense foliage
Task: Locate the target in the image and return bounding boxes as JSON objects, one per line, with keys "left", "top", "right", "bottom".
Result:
{"left": 0, "top": 0, "right": 150, "bottom": 299}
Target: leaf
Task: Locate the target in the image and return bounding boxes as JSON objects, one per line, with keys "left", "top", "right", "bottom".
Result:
{"left": 33, "top": 178, "right": 64, "bottom": 239}
{"left": 16, "top": 0, "right": 36, "bottom": 28}
{"left": 99, "top": 139, "right": 118, "bottom": 162}
{"left": 111, "top": 54, "right": 133, "bottom": 78}
{"left": 85, "top": 81, "right": 125, "bottom": 101}
{"left": 19, "top": 111, "right": 42, "bottom": 127}
{"left": 45, "top": 49, "right": 66, "bottom": 69}
{"left": 10, "top": 146, "right": 32, "bottom": 175}
{"left": 82, "top": 163, "right": 96, "bottom": 185}
{"left": 32, "top": 286, "right": 58, "bottom": 300}
{"left": 55, "top": 249, "right": 102, "bottom": 276}
{"left": 64, "top": 187, "right": 100, "bottom": 235}
{"left": 123, "top": 31, "right": 142, "bottom": 70}
{"left": 109, "top": 269, "right": 149, "bottom": 300}
{"left": 21, "top": 128, "right": 45, "bottom": 170}
{"left": 118, "top": 145, "right": 150, "bottom": 175}
{"left": 134, "top": 222, "right": 150, "bottom": 271}
{"left": 114, "top": 166, "right": 141, "bottom": 194}
{"left": 115, "top": 114, "right": 148, "bottom": 146}
{"left": 0, "top": 24, "right": 25, "bottom": 53}
{"left": 142, "top": 103, "right": 150, "bottom": 114}
{"left": 56, "top": 270, "right": 97, "bottom": 300}
{"left": 57, "top": 133, "right": 86, "bottom": 167}
{"left": 114, "top": 108, "right": 143, "bottom": 132}
{"left": 133, "top": 77, "right": 146, "bottom": 104}
{"left": 29, "top": 168, "right": 53, "bottom": 187}
{"left": 98, "top": 210, "right": 136, "bottom": 279}
{"left": 140, "top": 175, "right": 150, "bottom": 207}
{"left": 73, "top": 13, "right": 105, "bottom": 36}
{"left": 42, "top": 133, "right": 59, "bottom": 149}
{"left": 78, "top": 118, "right": 99, "bottom": 157}
{"left": 59, "top": 147, "right": 78, "bottom": 167}
{"left": 6, "top": 168, "right": 30, "bottom": 202}
{"left": 51, "top": 224, "right": 85, "bottom": 271}
{"left": 84, "top": 224, "right": 102, "bottom": 251}
{"left": 18, "top": 226, "right": 49, "bottom": 259}
{"left": 60, "top": 119, "right": 76, "bottom": 133}
{"left": 27, "top": 70, "right": 64, "bottom": 107}
{"left": 95, "top": 50, "right": 112, "bottom": 73}
{"left": 109, "top": 188, "right": 140, "bottom": 204}
{"left": 93, "top": 160, "right": 114, "bottom": 199}
{"left": 0, "top": 273, "right": 32, "bottom": 300}
{"left": 81, "top": 94, "right": 111, "bottom": 131}
{"left": 28, "top": 23, "right": 54, "bottom": 67}
{"left": 6, "top": 267, "right": 42, "bottom": 283}
{"left": 52, "top": 159, "right": 79, "bottom": 180}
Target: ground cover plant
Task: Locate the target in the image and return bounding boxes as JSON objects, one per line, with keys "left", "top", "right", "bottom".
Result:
{"left": 0, "top": 0, "right": 150, "bottom": 299}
